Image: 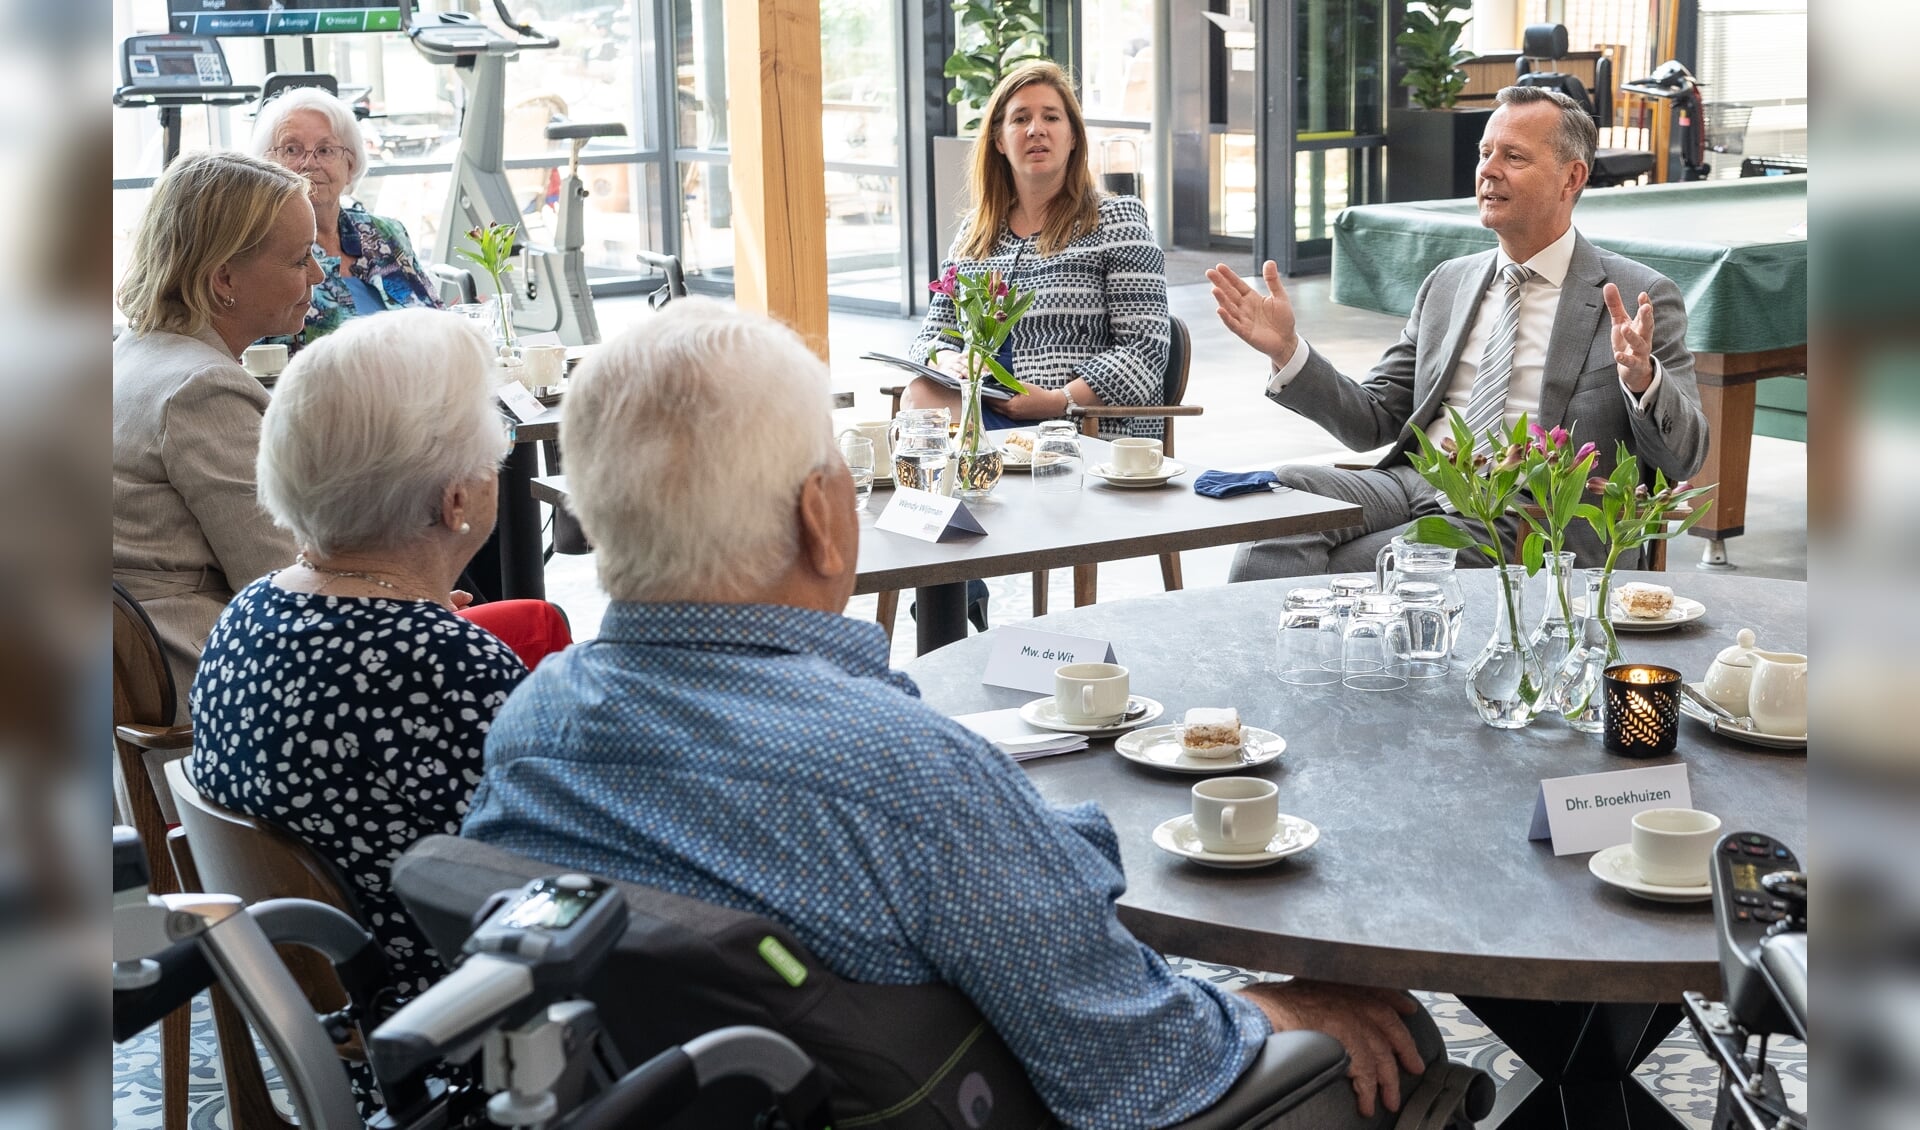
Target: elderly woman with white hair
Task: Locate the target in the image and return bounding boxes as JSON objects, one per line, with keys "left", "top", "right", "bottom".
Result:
{"left": 250, "top": 86, "right": 441, "bottom": 351}
{"left": 184, "top": 308, "right": 563, "bottom": 1005}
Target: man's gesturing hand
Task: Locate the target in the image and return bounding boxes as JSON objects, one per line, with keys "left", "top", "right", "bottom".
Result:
{"left": 1242, "top": 979, "right": 1424, "bottom": 1118}
{"left": 1604, "top": 282, "right": 1657, "bottom": 393}
{"left": 1208, "top": 260, "right": 1301, "bottom": 370}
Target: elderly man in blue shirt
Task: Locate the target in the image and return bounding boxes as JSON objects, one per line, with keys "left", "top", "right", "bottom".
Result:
{"left": 462, "top": 299, "right": 1440, "bottom": 1128}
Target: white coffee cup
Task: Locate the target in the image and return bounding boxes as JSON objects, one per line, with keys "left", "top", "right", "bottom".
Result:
{"left": 1630, "top": 808, "right": 1722, "bottom": 887}
{"left": 1191, "top": 777, "right": 1280, "bottom": 853}
{"left": 242, "top": 343, "right": 288, "bottom": 380}
{"left": 1110, "top": 437, "right": 1163, "bottom": 476}
{"left": 1746, "top": 650, "right": 1807, "bottom": 737}
{"left": 839, "top": 421, "right": 892, "bottom": 468}
{"left": 1054, "top": 662, "right": 1129, "bottom": 725}
{"left": 522, "top": 344, "right": 568, "bottom": 388}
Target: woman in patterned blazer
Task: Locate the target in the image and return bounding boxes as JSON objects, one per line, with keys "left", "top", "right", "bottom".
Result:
{"left": 907, "top": 60, "right": 1171, "bottom": 438}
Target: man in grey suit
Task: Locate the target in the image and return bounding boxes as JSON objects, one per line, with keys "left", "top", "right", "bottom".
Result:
{"left": 1208, "top": 85, "right": 1709, "bottom": 580}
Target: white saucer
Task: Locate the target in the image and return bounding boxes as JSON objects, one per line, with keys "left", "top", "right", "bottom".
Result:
{"left": 1018, "top": 695, "right": 1165, "bottom": 736}
{"left": 1587, "top": 843, "right": 1712, "bottom": 902}
{"left": 1115, "top": 725, "right": 1286, "bottom": 775}
{"left": 1152, "top": 813, "right": 1320, "bottom": 869}
{"left": 1677, "top": 683, "right": 1807, "bottom": 751}
{"left": 1574, "top": 593, "right": 1707, "bottom": 632}
{"left": 1087, "top": 461, "right": 1186, "bottom": 488}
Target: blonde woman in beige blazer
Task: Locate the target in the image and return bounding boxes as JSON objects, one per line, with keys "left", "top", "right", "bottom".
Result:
{"left": 113, "top": 151, "right": 324, "bottom": 714}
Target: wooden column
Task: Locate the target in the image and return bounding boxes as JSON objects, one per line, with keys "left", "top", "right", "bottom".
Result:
{"left": 724, "top": 0, "right": 830, "bottom": 361}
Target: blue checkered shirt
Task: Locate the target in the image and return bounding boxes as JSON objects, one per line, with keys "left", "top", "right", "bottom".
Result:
{"left": 462, "top": 602, "right": 1269, "bottom": 1128}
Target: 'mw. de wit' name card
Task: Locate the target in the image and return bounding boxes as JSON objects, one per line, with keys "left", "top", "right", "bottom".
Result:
{"left": 874, "top": 486, "right": 988, "bottom": 543}
{"left": 1527, "top": 763, "right": 1692, "bottom": 855}
{"left": 981, "top": 627, "right": 1119, "bottom": 693}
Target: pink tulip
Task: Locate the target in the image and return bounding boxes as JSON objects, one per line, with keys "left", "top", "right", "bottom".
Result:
{"left": 1529, "top": 423, "right": 1547, "bottom": 442}
{"left": 1576, "top": 442, "right": 1597, "bottom": 462}
{"left": 1549, "top": 425, "right": 1569, "bottom": 447}
{"left": 1586, "top": 476, "right": 1609, "bottom": 494}
{"left": 927, "top": 265, "right": 959, "bottom": 296}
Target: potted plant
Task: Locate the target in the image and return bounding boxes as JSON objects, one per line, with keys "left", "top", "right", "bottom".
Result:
{"left": 1386, "top": 0, "right": 1490, "bottom": 202}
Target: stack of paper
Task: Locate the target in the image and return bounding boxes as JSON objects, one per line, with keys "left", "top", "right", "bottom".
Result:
{"left": 952, "top": 708, "right": 1089, "bottom": 762}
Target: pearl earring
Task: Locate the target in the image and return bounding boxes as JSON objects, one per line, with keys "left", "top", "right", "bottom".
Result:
{"left": 459, "top": 521, "right": 471, "bottom": 534}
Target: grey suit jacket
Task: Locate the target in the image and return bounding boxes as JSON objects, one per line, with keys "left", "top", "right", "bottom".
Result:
{"left": 1272, "top": 231, "right": 1709, "bottom": 560}
{"left": 113, "top": 326, "right": 297, "bottom": 716}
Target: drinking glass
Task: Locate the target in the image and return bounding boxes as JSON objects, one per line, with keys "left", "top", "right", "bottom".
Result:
{"left": 840, "top": 435, "right": 875, "bottom": 512}
{"left": 1394, "top": 581, "right": 1452, "bottom": 679}
{"left": 889, "top": 408, "right": 951, "bottom": 492}
{"left": 1033, "top": 420, "right": 1084, "bottom": 493}
{"left": 1323, "top": 575, "right": 1378, "bottom": 669}
{"left": 1341, "top": 592, "right": 1411, "bottom": 692}
{"left": 1275, "top": 587, "right": 1343, "bottom": 686}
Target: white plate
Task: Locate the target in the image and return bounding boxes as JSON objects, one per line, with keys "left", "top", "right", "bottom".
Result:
{"left": 1087, "top": 461, "right": 1186, "bottom": 488}
{"left": 1587, "top": 843, "right": 1712, "bottom": 903}
{"left": 998, "top": 432, "right": 1037, "bottom": 471}
{"left": 1115, "top": 725, "right": 1286, "bottom": 775}
{"left": 1018, "top": 695, "right": 1165, "bottom": 736}
{"left": 1572, "top": 593, "right": 1707, "bottom": 632}
{"left": 1678, "top": 682, "right": 1807, "bottom": 751}
{"left": 1152, "top": 813, "right": 1320, "bottom": 869}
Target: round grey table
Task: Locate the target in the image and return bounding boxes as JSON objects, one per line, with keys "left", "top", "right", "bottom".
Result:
{"left": 904, "top": 570, "right": 1807, "bottom": 1130}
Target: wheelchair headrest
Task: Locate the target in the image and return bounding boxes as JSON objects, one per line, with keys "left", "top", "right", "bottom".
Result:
{"left": 1522, "top": 23, "right": 1569, "bottom": 61}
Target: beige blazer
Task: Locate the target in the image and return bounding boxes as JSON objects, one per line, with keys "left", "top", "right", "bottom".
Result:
{"left": 113, "top": 326, "right": 296, "bottom": 716}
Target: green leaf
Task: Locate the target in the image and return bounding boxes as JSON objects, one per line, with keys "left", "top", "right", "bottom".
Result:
{"left": 1574, "top": 503, "right": 1603, "bottom": 523}
{"left": 981, "top": 355, "right": 1026, "bottom": 394}
{"left": 1406, "top": 516, "right": 1477, "bottom": 550}
{"left": 1521, "top": 531, "right": 1544, "bottom": 574}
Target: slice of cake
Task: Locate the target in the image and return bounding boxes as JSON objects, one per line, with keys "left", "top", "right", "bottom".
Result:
{"left": 1000, "top": 431, "right": 1036, "bottom": 463}
{"left": 1616, "top": 583, "right": 1675, "bottom": 620}
{"left": 1181, "top": 707, "right": 1242, "bottom": 758}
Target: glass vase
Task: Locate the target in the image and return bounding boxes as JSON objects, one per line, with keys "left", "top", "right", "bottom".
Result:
{"left": 1466, "top": 564, "right": 1547, "bottom": 729}
{"left": 1527, "top": 550, "right": 1579, "bottom": 705}
{"left": 1553, "top": 569, "right": 1624, "bottom": 734}
{"left": 952, "top": 371, "right": 1002, "bottom": 502}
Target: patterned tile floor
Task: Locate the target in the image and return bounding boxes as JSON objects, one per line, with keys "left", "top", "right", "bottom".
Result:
{"left": 111, "top": 969, "right": 1805, "bottom": 1128}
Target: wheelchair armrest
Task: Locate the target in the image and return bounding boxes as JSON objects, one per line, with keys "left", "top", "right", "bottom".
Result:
{"left": 115, "top": 723, "right": 193, "bottom": 752}
{"left": 1168, "top": 1030, "right": 1348, "bottom": 1130}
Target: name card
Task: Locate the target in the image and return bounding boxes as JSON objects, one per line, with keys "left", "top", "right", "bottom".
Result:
{"left": 1528, "top": 763, "right": 1692, "bottom": 855}
{"left": 496, "top": 380, "right": 546, "bottom": 425}
{"left": 874, "top": 486, "right": 987, "bottom": 543}
{"left": 981, "top": 627, "right": 1118, "bottom": 693}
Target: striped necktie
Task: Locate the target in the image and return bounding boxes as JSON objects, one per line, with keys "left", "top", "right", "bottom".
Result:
{"left": 1461, "top": 264, "right": 1532, "bottom": 451}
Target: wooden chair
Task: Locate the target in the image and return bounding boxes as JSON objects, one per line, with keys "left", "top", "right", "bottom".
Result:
{"left": 110, "top": 582, "right": 192, "bottom": 1130}
{"left": 873, "top": 315, "right": 1203, "bottom": 637}
{"left": 163, "top": 759, "right": 370, "bottom": 1130}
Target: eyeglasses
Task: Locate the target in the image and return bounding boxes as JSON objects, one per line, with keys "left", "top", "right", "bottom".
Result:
{"left": 269, "top": 143, "right": 349, "bottom": 164}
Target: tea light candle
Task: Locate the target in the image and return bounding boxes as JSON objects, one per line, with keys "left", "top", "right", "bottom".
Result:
{"left": 1602, "top": 663, "right": 1683, "bottom": 757}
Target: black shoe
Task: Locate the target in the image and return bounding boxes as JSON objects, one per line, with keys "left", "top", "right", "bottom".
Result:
{"left": 909, "top": 579, "right": 992, "bottom": 633}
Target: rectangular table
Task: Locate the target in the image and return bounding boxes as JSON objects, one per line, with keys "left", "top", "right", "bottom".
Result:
{"left": 533, "top": 439, "right": 1362, "bottom": 654}
{"left": 1332, "top": 177, "right": 1808, "bottom": 567}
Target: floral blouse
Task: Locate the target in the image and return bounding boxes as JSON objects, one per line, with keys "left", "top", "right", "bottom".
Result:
{"left": 266, "top": 202, "right": 443, "bottom": 355}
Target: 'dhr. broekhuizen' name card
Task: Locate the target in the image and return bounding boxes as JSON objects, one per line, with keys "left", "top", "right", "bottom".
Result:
{"left": 1527, "top": 763, "right": 1692, "bottom": 855}
{"left": 981, "top": 627, "right": 1118, "bottom": 693}
{"left": 874, "top": 486, "right": 987, "bottom": 543}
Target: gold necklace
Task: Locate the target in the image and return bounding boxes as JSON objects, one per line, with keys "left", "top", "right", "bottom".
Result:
{"left": 295, "top": 552, "right": 401, "bottom": 593}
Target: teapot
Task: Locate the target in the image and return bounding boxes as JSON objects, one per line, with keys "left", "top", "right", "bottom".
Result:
{"left": 1702, "top": 628, "right": 1759, "bottom": 716}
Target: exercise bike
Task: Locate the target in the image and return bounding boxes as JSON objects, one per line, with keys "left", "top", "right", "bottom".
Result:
{"left": 112, "top": 825, "right": 830, "bottom": 1129}
{"left": 406, "top": 0, "right": 628, "bottom": 346}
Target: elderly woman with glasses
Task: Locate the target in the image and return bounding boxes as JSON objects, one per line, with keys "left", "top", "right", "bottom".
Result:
{"left": 185, "top": 308, "right": 539, "bottom": 1011}
{"left": 250, "top": 87, "right": 442, "bottom": 351}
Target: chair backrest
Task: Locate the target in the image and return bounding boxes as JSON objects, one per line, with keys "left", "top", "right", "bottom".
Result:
{"left": 393, "top": 835, "right": 1054, "bottom": 1130}
{"left": 164, "top": 758, "right": 366, "bottom": 1010}
{"left": 112, "top": 582, "right": 175, "bottom": 730}
{"left": 428, "top": 262, "right": 480, "bottom": 306}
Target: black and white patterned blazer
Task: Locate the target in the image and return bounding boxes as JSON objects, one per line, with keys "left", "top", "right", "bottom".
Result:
{"left": 912, "top": 195, "right": 1171, "bottom": 438}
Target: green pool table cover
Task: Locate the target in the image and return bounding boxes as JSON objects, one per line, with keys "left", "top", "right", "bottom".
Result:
{"left": 1332, "top": 177, "right": 1807, "bottom": 355}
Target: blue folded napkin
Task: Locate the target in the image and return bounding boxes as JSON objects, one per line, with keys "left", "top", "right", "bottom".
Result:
{"left": 1193, "top": 469, "right": 1284, "bottom": 498}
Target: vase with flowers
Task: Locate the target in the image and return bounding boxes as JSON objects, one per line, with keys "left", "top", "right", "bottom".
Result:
{"left": 1516, "top": 424, "right": 1599, "bottom": 694}
{"left": 928, "top": 263, "right": 1032, "bottom": 501}
{"left": 458, "top": 222, "right": 520, "bottom": 354}
{"left": 1551, "top": 445, "right": 1715, "bottom": 731}
{"left": 1405, "top": 408, "right": 1547, "bottom": 728}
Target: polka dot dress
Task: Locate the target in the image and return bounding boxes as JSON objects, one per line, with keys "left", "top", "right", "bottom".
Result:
{"left": 187, "top": 576, "right": 526, "bottom": 996}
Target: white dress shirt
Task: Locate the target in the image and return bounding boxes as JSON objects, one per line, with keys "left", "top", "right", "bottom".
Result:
{"left": 1267, "top": 225, "right": 1662, "bottom": 446}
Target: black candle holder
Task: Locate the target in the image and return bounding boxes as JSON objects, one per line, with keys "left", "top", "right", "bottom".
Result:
{"left": 1603, "top": 663, "right": 1682, "bottom": 757}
